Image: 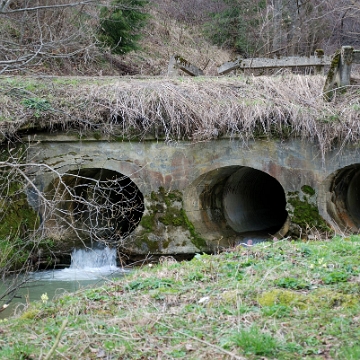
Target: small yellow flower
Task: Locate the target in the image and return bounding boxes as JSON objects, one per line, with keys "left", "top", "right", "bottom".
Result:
{"left": 41, "top": 293, "right": 49, "bottom": 304}
{"left": 309, "top": 264, "right": 314, "bottom": 269}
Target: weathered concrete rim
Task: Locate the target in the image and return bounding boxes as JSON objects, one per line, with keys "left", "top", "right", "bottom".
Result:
{"left": 319, "top": 163, "right": 360, "bottom": 234}
{"left": 183, "top": 165, "right": 289, "bottom": 246}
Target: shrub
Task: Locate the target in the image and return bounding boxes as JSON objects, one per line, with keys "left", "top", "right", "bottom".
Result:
{"left": 98, "top": 0, "right": 149, "bottom": 54}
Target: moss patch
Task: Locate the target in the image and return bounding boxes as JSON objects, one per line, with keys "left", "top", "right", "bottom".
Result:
{"left": 258, "top": 289, "right": 308, "bottom": 309}
{"left": 301, "top": 185, "right": 315, "bottom": 196}
{"left": 287, "top": 190, "right": 329, "bottom": 233}
{"left": 258, "top": 288, "right": 358, "bottom": 310}
{"left": 181, "top": 209, "right": 207, "bottom": 249}
{"left": 135, "top": 188, "right": 207, "bottom": 253}
{"left": 139, "top": 188, "right": 185, "bottom": 229}
{"left": 0, "top": 176, "right": 40, "bottom": 269}
{"left": 134, "top": 235, "right": 162, "bottom": 253}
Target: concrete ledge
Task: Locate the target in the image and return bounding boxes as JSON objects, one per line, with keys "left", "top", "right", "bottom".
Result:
{"left": 168, "top": 55, "right": 204, "bottom": 76}
{"left": 218, "top": 53, "right": 331, "bottom": 75}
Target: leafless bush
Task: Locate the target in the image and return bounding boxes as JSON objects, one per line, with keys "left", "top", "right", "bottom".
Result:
{"left": 0, "top": 0, "right": 102, "bottom": 74}
{"left": 0, "top": 143, "right": 144, "bottom": 310}
{"left": 43, "top": 168, "right": 144, "bottom": 246}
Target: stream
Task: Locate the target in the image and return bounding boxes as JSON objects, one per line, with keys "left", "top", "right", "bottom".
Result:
{"left": 0, "top": 247, "right": 127, "bottom": 319}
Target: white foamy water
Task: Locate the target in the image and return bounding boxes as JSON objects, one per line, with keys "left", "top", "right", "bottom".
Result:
{"left": 0, "top": 247, "right": 127, "bottom": 319}
{"left": 31, "top": 247, "right": 126, "bottom": 281}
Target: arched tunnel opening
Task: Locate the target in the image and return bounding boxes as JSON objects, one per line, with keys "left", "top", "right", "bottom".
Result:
{"left": 198, "top": 166, "right": 288, "bottom": 241}
{"left": 326, "top": 164, "right": 360, "bottom": 232}
{"left": 47, "top": 168, "right": 144, "bottom": 245}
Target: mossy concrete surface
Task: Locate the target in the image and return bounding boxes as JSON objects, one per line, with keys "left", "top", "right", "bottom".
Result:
{"left": 0, "top": 146, "right": 41, "bottom": 269}
{"left": 13, "top": 135, "right": 360, "bottom": 259}
{"left": 287, "top": 186, "right": 330, "bottom": 238}
{"left": 123, "top": 187, "right": 207, "bottom": 255}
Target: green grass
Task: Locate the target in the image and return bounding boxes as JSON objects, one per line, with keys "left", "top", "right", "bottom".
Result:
{"left": 1, "top": 236, "right": 360, "bottom": 359}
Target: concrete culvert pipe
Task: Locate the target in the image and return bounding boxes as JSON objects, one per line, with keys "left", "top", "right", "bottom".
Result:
{"left": 327, "top": 164, "right": 360, "bottom": 232}
{"left": 50, "top": 168, "right": 144, "bottom": 243}
{"left": 222, "top": 167, "right": 288, "bottom": 234}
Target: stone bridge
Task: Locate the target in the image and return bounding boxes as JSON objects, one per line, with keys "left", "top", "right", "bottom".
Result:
{"left": 26, "top": 133, "right": 360, "bottom": 258}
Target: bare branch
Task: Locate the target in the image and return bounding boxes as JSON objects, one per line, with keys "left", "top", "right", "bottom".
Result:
{"left": 0, "top": 0, "right": 97, "bottom": 14}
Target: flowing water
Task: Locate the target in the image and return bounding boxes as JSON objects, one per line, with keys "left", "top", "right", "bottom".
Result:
{"left": 0, "top": 247, "right": 127, "bottom": 319}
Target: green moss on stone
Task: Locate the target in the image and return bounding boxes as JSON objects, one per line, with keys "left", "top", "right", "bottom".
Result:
{"left": 166, "top": 191, "right": 182, "bottom": 202}
{"left": 150, "top": 191, "right": 159, "bottom": 201}
{"left": 301, "top": 185, "right": 316, "bottom": 196}
{"left": 139, "top": 214, "right": 155, "bottom": 231}
{"left": 135, "top": 235, "right": 160, "bottom": 252}
{"left": 162, "top": 239, "right": 170, "bottom": 249}
{"left": 0, "top": 179, "right": 40, "bottom": 269}
{"left": 181, "top": 209, "right": 207, "bottom": 249}
{"left": 136, "top": 188, "right": 207, "bottom": 252}
{"left": 323, "top": 50, "right": 341, "bottom": 101}
{"left": 287, "top": 191, "right": 329, "bottom": 232}
{"left": 159, "top": 204, "right": 185, "bottom": 227}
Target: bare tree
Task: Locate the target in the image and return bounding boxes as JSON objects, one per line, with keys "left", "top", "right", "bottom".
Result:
{"left": 201, "top": 0, "right": 359, "bottom": 57}
{"left": 0, "top": 0, "right": 100, "bottom": 73}
{"left": 0, "top": 0, "right": 150, "bottom": 74}
{"left": 265, "top": 0, "right": 360, "bottom": 56}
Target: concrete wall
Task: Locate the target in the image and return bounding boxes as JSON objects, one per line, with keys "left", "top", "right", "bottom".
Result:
{"left": 26, "top": 135, "right": 360, "bottom": 256}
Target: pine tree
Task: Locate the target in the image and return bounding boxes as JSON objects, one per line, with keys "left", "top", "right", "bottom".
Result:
{"left": 98, "top": 0, "right": 148, "bottom": 54}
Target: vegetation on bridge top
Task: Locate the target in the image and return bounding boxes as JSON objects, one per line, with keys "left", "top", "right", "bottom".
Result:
{"left": 0, "top": 74, "right": 359, "bottom": 155}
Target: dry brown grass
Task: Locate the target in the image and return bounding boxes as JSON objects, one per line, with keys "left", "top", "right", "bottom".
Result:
{"left": 122, "top": 6, "right": 231, "bottom": 76}
{"left": 0, "top": 74, "right": 359, "bottom": 158}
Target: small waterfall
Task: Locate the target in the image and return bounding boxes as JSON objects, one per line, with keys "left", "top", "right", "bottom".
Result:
{"left": 32, "top": 246, "right": 123, "bottom": 281}
{"left": 9, "top": 247, "right": 125, "bottom": 318}
{"left": 70, "top": 247, "right": 117, "bottom": 270}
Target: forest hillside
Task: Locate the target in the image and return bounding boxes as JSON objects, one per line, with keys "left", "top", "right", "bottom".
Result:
{"left": 0, "top": 0, "right": 359, "bottom": 76}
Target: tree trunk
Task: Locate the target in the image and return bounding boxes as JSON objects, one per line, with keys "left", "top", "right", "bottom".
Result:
{"left": 272, "top": 0, "right": 283, "bottom": 53}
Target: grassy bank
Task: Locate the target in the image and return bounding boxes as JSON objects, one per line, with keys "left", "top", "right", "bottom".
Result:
{"left": 1, "top": 236, "right": 360, "bottom": 359}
